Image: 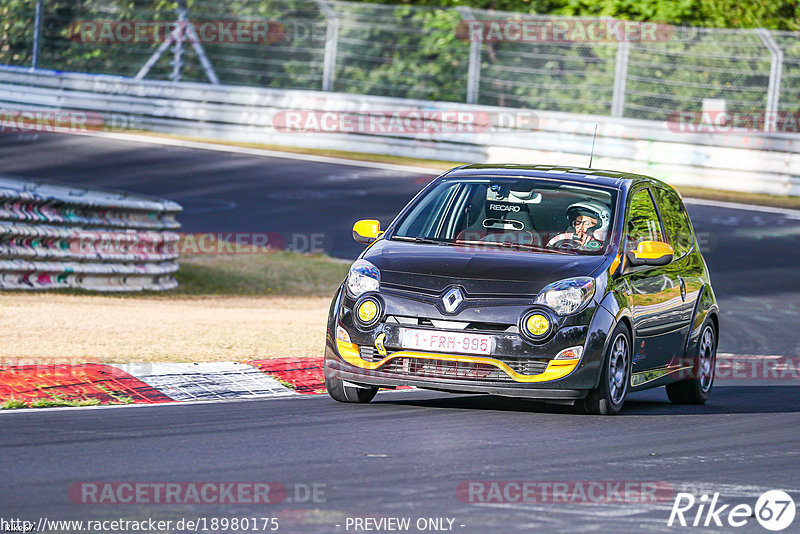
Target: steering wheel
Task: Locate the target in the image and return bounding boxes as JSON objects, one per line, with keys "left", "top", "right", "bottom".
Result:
{"left": 548, "top": 235, "right": 580, "bottom": 250}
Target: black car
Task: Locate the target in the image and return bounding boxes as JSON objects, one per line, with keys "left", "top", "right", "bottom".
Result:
{"left": 324, "top": 164, "right": 719, "bottom": 414}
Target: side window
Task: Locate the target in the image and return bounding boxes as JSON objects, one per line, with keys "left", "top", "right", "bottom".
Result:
{"left": 395, "top": 183, "right": 460, "bottom": 239}
{"left": 653, "top": 187, "right": 694, "bottom": 258}
{"left": 626, "top": 188, "right": 663, "bottom": 249}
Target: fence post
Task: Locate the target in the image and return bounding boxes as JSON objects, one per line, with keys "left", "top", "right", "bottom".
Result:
{"left": 32, "top": 0, "right": 43, "bottom": 69}
{"left": 136, "top": 0, "right": 219, "bottom": 84}
{"left": 611, "top": 40, "right": 629, "bottom": 118}
{"left": 315, "top": 0, "right": 339, "bottom": 92}
{"left": 756, "top": 28, "right": 783, "bottom": 127}
{"left": 457, "top": 7, "right": 481, "bottom": 105}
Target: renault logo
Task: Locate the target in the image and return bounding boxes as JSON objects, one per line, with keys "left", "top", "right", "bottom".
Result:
{"left": 442, "top": 287, "right": 464, "bottom": 314}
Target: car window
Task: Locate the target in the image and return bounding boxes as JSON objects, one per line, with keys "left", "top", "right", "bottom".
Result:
{"left": 392, "top": 178, "right": 617, "bottom": 255}
{"left": 652, "top": 187, "right": 694, "bottom": 258}
{"left": 394, "top": 182, "right": 461, "bottom": 239}
{"left": 626, "top": 188, "right": 663, "bottom": 249}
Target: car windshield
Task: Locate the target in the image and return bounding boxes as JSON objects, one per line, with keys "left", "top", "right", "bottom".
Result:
{"left": 392, "top": 177, "right": 617, "bottom": 255}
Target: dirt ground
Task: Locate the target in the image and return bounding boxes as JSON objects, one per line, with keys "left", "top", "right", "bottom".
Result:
{"left": 0, "top": 294, "right": 330, "bottom": 364}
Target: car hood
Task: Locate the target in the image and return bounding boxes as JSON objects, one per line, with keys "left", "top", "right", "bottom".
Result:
{"left": 363, "top": 239, "right": 608, "bottom": 296}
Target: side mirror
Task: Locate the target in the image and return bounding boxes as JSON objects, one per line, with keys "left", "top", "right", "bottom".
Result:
{"left": 352, "top": 219, "right": 381, "bottom": 244}
{"left": 626, "top": 241, "right": 674, "bottom": 267}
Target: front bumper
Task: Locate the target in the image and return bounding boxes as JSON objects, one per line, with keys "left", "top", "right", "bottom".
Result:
{"left": 325, "top": 285, "right": 617, "bottom": 396}
{"left": 326, "top": 357, "right": 586, "bottom": 400}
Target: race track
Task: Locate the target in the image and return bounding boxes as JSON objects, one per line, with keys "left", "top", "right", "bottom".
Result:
{"left": 1, "top": 132, "right": 799, "bottom": 533}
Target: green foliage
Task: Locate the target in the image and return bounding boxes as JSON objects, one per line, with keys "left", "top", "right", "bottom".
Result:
{"left": 334, "top": 6, "right": 469, "bottom": 100}
{"left": 357, "top": 0, "right": 800, "bottom": 30}
{"left": 1, "top": 398, "right": 28, "bottom": 409}
{"left": 1, "top": 0, "right": 797, "bottom": 119}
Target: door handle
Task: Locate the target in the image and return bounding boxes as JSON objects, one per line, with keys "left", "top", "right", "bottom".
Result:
{"left": 679, "top": 277, "right": 686, "bottom": 301}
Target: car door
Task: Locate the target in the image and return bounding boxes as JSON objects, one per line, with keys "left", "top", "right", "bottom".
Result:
{"left": 651, "top": 186, "right": 703, "bottom": 366}
{"left": 621, "top": 187, "right": 686, "bottom": 372}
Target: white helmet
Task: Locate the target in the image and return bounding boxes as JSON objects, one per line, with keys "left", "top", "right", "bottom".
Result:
{"left": 566, "top": 200, "right": 611, "bottom": 241}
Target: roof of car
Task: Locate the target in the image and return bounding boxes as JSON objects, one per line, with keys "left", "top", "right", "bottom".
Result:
{"left": 444, "top": 164, "right": 668, "bottom": 190}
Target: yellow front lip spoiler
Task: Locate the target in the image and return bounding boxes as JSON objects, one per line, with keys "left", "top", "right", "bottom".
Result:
{"left": 336, "top": 339, "right": 579, "bottom": 383}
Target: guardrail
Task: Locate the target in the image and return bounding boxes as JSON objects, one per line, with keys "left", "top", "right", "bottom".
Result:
{"left": 0, "top": 66, "right": 798, "bottom": 196}
{"left": 0, "top": 175, "right": 181, "bottom": 291}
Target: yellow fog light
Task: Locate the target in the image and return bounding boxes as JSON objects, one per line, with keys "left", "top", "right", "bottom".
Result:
{"left": 357, "top": 299, "right": 378, "bottom": 323}
{"left": 525, "top": 313, "right": 550, "bottom": 337}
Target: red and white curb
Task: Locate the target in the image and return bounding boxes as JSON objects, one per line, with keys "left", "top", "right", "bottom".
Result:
{"left": 2, "top": 353, "right": 790, "bottom": 409}
{"left": 0, "top": 357, "right": 326, "bottom": 407}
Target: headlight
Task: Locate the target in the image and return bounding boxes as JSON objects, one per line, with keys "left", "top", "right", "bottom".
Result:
{"left": 534, "top": 277, "right": 595, "bottom": 316}
{"left": 346, "top": 259, "right": 380, "bottom": 298}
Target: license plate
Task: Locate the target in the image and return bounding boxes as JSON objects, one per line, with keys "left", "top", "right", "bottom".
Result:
{"left": 399, "top": 328, "right": 493, "bottom": 356}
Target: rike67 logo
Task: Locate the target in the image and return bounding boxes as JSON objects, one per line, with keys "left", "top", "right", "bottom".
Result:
{"left": 668, "top": 490, "right": 796, "bottom": 531}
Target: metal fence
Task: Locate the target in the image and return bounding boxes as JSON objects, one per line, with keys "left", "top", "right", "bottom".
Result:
{"left": 2, "top": 1, "right": 798, "bottom": 122}
{"left": 2, "top": 67, "right": 797, "bottom": 197}
{"left": 0, "top": 176, "right": 181, "bottom": 291}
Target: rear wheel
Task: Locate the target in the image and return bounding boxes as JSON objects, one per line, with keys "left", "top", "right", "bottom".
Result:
{"left": 325, "top": 362, "right": 378, "bottom": 403}
{"left": 583, "top": 323, "right": 632, "bottom": 415}
{"left": 666, "top": 322, "right": 716, "bottom": 404}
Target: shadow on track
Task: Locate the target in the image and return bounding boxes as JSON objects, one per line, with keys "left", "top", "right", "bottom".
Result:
{"left": 374, "top": 385, "right": 800, "bottom": 416}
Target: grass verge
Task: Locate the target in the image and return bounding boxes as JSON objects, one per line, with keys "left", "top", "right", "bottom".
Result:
{"left": 173, "top": 251, "right": 348, "bottom": 297}
{"left": 0, "top": 395, "right": 130, "bottom": 409}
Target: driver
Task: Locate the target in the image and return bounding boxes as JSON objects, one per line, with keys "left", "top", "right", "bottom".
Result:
{"left": 547, "top": 200, "right": 610, "bottom": 251}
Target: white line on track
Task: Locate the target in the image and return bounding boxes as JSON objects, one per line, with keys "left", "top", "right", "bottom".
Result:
{"left": 72, "top": 131, "right": 443, "bottom": 175}
{"left": 0, "top": 387, "right": 417, "bottom": 416}
{"left": 683, "top": 197, "right": 800, "bottom": 218}
{"left": 72, "top": 131, "right": 800, "bottom": 217}
{"left": 0, "top": 391, "right": 317, "bottom": 416}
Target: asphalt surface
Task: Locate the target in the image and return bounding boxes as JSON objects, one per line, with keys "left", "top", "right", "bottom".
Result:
{"left": 2, "top": 387, "right": 799, "bottom": 533}
{"left": 1, "top": 132, "right": 800, "bottom": 533}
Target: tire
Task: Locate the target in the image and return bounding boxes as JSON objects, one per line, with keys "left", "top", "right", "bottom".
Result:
{"left": 666, "top": 321, "right": 716, "bottom": 405}
{"left": 325, "top": 362, "right": 378, "bottom": 403}
{"left": 582, "top": 323, "right": 632, "bottom": 415}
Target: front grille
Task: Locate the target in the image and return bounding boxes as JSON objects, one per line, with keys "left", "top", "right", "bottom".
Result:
{"left": 506, "top": 358, "right": 549, "bottom": 375}
{"left": 381, "top": 357, "right": 509, "bottom": 381}
{"left": 385, "top": 315, "right": 517, "bottom": 334}
{"left": 359, "top": 345, "right": 382, "bottom": 362}
{"left": 378, "top": 356, "right": 549, "bottom": 382}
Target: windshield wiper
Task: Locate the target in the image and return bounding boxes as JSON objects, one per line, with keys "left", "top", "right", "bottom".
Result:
{"left": 393, "top": 235, "right": 453, "bottom": 246}
{"left": 458, "top": 240, "right": 577, "bottom": 255}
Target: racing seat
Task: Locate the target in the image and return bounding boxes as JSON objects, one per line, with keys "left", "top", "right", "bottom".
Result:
{"left": 457, "top": 186, "right": 542, "bottom": 246}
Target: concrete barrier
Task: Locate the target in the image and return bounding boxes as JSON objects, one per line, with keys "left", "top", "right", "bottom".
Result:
{"left": 0, "top": 66, "right": 798, "bottom": 196}
{"left": 0, "top": 175, "right": 181, "bottom": 291}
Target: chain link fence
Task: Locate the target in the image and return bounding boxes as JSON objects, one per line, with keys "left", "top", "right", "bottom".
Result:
{"left": 2, "top": 0, "right": 798, "bottom": 121}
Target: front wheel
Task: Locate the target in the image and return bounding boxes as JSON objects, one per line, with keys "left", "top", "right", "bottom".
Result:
{"left": 666, "top": 322, "right": 716, "bottom": 404}
{"left": 582, "top": 323, "right": 632, "bottom": 415}
{"left": 325, "top": 361, "right": 378, "bottom": 403}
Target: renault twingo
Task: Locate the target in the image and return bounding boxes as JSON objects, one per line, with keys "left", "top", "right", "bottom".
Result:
{"left": 325, "top": 164, "right": 719, "bottom": 414}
